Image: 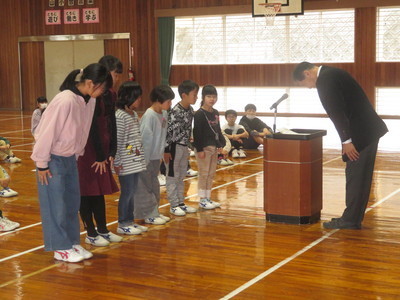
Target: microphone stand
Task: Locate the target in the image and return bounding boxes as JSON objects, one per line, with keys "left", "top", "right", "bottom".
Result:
{"left": 272, "top": 106, "right": 278, "bottom": 133}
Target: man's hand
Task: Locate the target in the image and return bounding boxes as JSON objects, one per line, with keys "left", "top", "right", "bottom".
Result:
{"left": 342, "top": 143, "right": 359, "bottom": 161}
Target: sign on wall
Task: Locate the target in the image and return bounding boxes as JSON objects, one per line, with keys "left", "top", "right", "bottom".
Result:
{"left": 64, "top": 9, "right": 80, "bottom": 24}
{"left": 82, "top": 8, "right": 99, "bottom": 23}
{"left": 45, "top": 10, "right": 62, "bottom": 25}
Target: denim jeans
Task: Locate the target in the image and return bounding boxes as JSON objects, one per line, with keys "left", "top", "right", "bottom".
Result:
{"left": 37, "top": 154, "right": 81, "bottom": 251}
{"left": 118, "top": 172, "right": 139, "bottom": 227}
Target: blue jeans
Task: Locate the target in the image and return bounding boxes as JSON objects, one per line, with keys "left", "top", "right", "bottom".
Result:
{"left": 37, "top": 155, "right": 81, "bottom": 251}
{"left": 118, "top": 172, "right": 139, "bottom": 227}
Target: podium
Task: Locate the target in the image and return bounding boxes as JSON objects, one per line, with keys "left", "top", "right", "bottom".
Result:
{"left": 263, "top": 129, "right": 327, "bottom": 224}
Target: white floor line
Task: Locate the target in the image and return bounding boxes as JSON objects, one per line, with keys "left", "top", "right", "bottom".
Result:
{"left": 11, "top": 142, "right": 35, "bottom": 148}
{"left": 220, "top": 229, "right": 339, "bottom": 300}
{"left": 1, "top": 129, "right": 31, "bottom": 135}
{"left": 220, "top": 184, "right": 400, "bottom": 300}
{"left": 0, "top": 167, "right": 263, "bottom": 263}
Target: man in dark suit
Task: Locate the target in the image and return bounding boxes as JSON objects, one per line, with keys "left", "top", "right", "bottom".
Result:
{"left": 293, "top": 62, "right": 388, "bottom": 229}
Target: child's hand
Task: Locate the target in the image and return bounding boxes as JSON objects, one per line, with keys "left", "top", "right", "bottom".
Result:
{"left": 114, "top": 165, "right": 123, "bottom": 175}
{"left": 163, "top": 153, "right": 172, "bottom": 164}
{"left": 91, "top": 160, "right": 108, "bottom": 175}
{"left": 197, "top": 151, "right": 205, "bottom": 159}
{"left": 38, "top": 169, "right": 52, "bottom": 185}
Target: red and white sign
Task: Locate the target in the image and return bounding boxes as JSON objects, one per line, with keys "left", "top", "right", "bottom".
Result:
{"left": 82, "top": 8, "right": 99, "bottom": 23}
{"left": 45, "top": 10, "right": 61, "bottom": 25}
{"left": 64, "top": 9, "right": 80, "bottom": 24}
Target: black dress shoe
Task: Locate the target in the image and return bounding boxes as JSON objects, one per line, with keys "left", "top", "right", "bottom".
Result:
{"left": 323, "top": 219, "right": 361, "bottom": 229}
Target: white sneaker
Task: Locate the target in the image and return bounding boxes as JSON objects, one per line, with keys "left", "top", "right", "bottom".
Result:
{"left": 218, "top": 159, "right": 229, "bottom": 166}
{"left": 208, "top": 199, "right": 221, "bottom": 208}
{"left": 72, "top": 245, "right": 93, "bottom": 259}
{"left": 0, "top": 187, "right": 18, "bottom": 198}
{"left": 232, "top": 149, "right": 240, "bottom": 158}
{"left": 158, "top": 174, "right": 166, "bottom": 186}
{"left": 54, "top": 249, "right": 84, "bottom": 263}
{"left": 133, "top": 223, "right": 148, "bottom": 232}
{"left": 199, "top": 198, "right": 216, "bottom": 210}
{"left": 117, "top": 225, "right": 142, "bottom": 235}
{"left": 225, "top": 159, "right": 234, "bottom": 165}
{"left": 85, "top": 235, "right": 110, "bottom": 247}
{"left": 186, "top": 168, "right": 198, "bottom": 177}
{"left": 145, "top": 217, "right": 166, "bottom": 225}
{"left": 180, "top": 205, "right": 197, "bottom": 213}
{"left": 238, "top": 149, "right": 247, "bottom": 158}
{"left": 5, "top": 156, "right": 21, "bottom": 163}
{"left": 98, "top": 231, "right": 123, "bottom": 243}
{"left": 0, "top": 216, "right": 20, "bottom": 231}
{"left": 159, "top": 214, "right": 171, "bottom": 222}
{"left": 170, "top": 206, "right": 186, "bottom": 216}
{"left": 189, "top": 150, "right": 195, "bottom": 157}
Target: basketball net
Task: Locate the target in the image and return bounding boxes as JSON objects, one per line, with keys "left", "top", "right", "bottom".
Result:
{"left": 259, "top": 3, "right": 282, "bottom": 26}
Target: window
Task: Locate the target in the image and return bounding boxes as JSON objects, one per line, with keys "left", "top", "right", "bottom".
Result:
{"left": 173, "top": 10, "right": 355, "bottom": 65}
{"left": 377, "top": 7, "right": 400, "bottom": 62}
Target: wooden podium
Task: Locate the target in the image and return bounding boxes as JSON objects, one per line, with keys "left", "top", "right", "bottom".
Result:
{"left": 263, "top": 129, "right": 327, "bottom": 224}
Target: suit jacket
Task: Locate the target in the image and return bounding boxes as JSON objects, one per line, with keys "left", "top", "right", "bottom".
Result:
{"left": 316, "top": 66, "right": 388, "bottom": 159}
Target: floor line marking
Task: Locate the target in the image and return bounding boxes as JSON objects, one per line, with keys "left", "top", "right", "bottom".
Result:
{"left": 220, "top": 185, "right": 400, "bottom": 300}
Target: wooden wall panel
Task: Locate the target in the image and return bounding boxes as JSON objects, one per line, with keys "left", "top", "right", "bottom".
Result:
{"left": 20, "top": 42, "right": 46, "bottom": 112}
{"left": 0, "top": 0, "right": 399, "bottom": 111}
{"left": 104, "top": 39, "right": 130, "bottom": 93}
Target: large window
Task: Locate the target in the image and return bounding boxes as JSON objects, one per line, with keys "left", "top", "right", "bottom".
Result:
{"left": 173, "top": 10, "right": 355, "bottom": 65}
{"left": 377, "top": 7, "right": 400, "bottom": 62}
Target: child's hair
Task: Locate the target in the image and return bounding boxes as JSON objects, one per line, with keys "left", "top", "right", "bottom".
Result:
{"left": 245, "top": 104, "right": 257, "bottom": 112}
{"left": 178, "top": 80, "right": 199, "bottom": 98}
{"left": 98, "top": 55, "right": 123, "bottom": 73}
{"left": 200, "top": 84, "right": 218, "bottom": 106}
{"left": 225, "top": 109, "right": 237, "bottom": 118}
{"left": 59, "top": 63, "right": 112, "bottom": 92}
{"left": 116, "top": 81, "right": 142, "bottom": 109}
{"left": 149, "top": 85, "right": 175, "bottom": 103}
{"left": 36, "top": 96, "right": 48, "bottom": 104}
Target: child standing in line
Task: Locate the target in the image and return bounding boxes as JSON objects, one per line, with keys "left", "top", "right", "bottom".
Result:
{"left": 114, "top": 81, "right": 148, "bottom": 235}
{"left": 221, "top": 109, "right": 249, "bottom": 158}
{"left": 193, "top": 85, "right": 225, "bottom": 209}
{"left": 164, "top": 80, "right": 199, "bottom": 217}
{"left": 31, "top": 63, "right": 112, "bottom": 263}
{"left": 31, "top": 96, "right": 48, "bottom": 136}
{"left": 78, "top": 55, "right": 122, "bottom": 247}
{"left": 135, "top": 85, "right": 174, "bottom": 225}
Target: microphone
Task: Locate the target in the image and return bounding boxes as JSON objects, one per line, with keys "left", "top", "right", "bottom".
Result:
{"left": 270, "top": 93, "right": 289, "bottom": 110}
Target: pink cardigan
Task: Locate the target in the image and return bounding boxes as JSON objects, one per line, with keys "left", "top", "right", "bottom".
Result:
{"left": 31, "top": 90, "right": 96, "bottom": 168}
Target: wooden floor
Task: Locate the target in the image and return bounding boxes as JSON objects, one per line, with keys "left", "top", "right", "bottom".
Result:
{"left": 1, "top": 111, "right": 400, "bottom": 299}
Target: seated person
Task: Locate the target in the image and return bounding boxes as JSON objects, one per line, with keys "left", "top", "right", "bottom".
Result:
{"left": 221, "top": 109, "right": 249, "bottom": 158}
{"left": 0, "top": 137, "right": 21, "bottom": 163}
{"left": 31, "top": 96, "right": 48, "bottom": 136}
{"left": 0, "top": 166, "right": 18, "bottom": 198}
{"left": 239, "top": 104, "right": 272, "bottom": 149}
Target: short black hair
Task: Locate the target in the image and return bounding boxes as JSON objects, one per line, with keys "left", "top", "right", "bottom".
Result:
{"left": 36, "top": 96, "right": 48, "bottom": 103}
{"left": 150, "top": 85, "right": 175, "bottom": 103}
{"left": 178, "top": 80, "right": 199, "bottom": 98}
{"left": 98, "top": 55, "right": 123, "bottom": 74}
{"left": 245, "top": 104, "right": 257, "bottom": 112}
{"left": 116, "top": 81, "right": 142, "bottom": 109}
{"left": 293, "top": 61, "right": 315, "bottom": 81}
{"left": 225, "top": 109, "right": 237, "bottom": 118}
{"left": 202, "top": 85, "right": 218, "bottom": 99}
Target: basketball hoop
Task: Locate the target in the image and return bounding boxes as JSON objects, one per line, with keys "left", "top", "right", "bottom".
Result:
{"left": 259, "top": 3, "right": 282, "bottom": 26}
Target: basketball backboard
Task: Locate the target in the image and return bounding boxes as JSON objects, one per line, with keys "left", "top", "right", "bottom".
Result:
{"left": 252, "top": 0, "right": 304, "bottom": 17}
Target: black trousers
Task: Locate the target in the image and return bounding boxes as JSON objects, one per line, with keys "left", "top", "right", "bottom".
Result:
{"left": 80, "top": 195, "right": 108, "bottom": 237}
{"left": 223, "top": 128, "right": 246, "bottom": 150}
{"left": 341, "top": 141, "right": 378, "bottom": 226}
